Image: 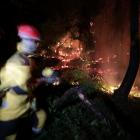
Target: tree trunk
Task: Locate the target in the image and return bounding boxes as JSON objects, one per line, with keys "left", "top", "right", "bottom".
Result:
{"left": 114, "top": 0, "right": 140, "bottom": 98}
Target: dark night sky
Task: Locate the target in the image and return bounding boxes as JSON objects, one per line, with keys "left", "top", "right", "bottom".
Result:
{"left": 0, "top": 0, "right": 103, "bottom": 25}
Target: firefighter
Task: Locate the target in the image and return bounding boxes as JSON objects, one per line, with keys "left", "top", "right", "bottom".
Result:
{"left": 0, "top": 24, "right": 47, "bottom": 140}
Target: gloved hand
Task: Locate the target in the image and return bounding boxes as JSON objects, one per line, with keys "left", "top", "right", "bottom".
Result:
{"left": 41, "top": 67, "right": 60, "bottom": 85}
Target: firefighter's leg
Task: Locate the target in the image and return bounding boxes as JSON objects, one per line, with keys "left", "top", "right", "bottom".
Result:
{"left": 0, "top": 120, "right": 18, "bottom": 140}
{"left": 5, "top": 134, "right": 16, "bottom": 140}
{"left": 32, "top": 109, "right": 47, "bottom": 134}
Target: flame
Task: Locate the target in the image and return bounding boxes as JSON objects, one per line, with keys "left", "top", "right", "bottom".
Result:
{"left": 52, "top": 32, "right": 84, "bottom": 65}
{"left": 102, "top": 83, "right": 140, "bottom": 98}
{"left": 101, "top": 83, "right": 119, "bottom": 94}
{"left": 129, "top": 86, "right": 140, "bottom": 98}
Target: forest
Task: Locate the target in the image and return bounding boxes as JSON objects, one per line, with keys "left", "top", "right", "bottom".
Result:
{"left": 0, "top": 0, "right": 140, "bottom": 140}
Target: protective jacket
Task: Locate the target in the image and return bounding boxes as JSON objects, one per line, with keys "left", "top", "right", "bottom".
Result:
{"left": 0, "top": 43, "right": 33, "bottom": 121}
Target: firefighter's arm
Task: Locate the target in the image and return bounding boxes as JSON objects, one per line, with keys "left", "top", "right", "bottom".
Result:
{"left": 0, "top": 61, "right": 31, "bottom": 91}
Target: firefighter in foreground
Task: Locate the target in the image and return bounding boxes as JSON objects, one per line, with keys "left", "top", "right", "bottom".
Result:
{"left": 0, "top": 24, "right": 47, "bottom": 140}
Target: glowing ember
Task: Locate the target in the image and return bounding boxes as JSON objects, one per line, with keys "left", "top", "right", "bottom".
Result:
{"left": 129, "top": 86, "right": 140, "bottom": 98}
{"left": 101, "top": 84, "right": 119, "bottom": 94}
{"left": 102, "top": 83, "right": 140, "bottom": 98}
{"left": 52, "top": 32, "right": 83, "bottom": 65}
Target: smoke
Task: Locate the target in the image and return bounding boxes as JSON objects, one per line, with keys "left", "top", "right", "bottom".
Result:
{"left": 93, "top": 0, "right": 131, "bottom": 87}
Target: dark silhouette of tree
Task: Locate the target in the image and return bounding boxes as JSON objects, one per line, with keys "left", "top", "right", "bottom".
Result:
{"left": 114, "top": 0, "right": 140, "bottom": 98}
